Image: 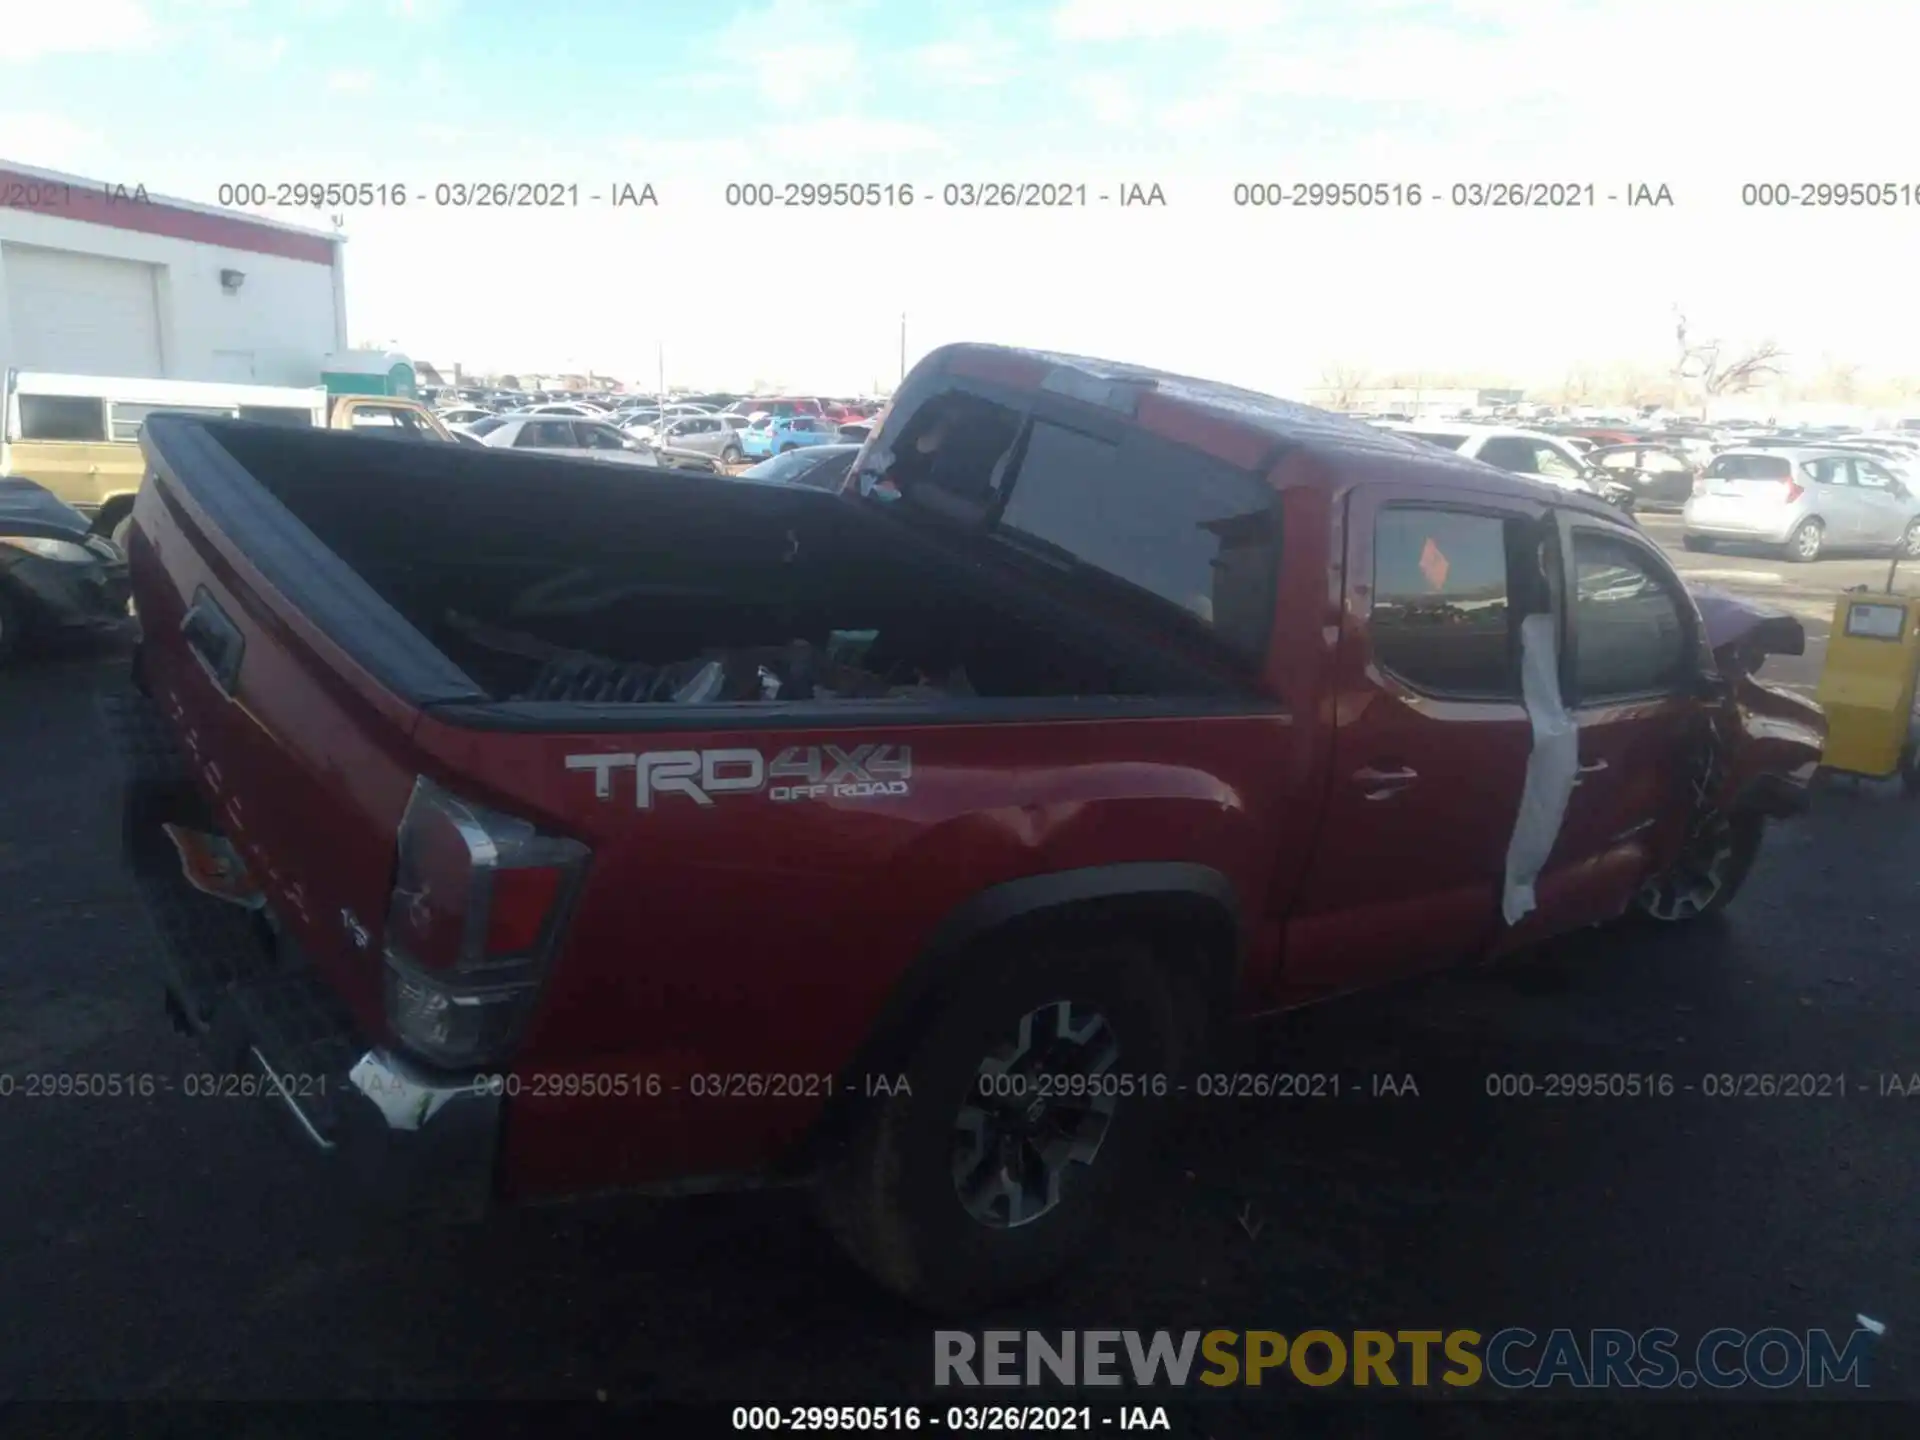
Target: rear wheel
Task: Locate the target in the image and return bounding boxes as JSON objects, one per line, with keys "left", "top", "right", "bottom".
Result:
{"left": 721, "top": 443, "right": 743, "bottom": 464}
{"left": 1900, "top": 519, "right": 1920, "bottom": 559}
{"left": 1682, "top": 534, "right": 1712, "bottom": 552}
{"left": 1786, "top": 518, "right": 1824, "bottom": 563}
{"left": 1633, "top": 810, "right": 1764, "bottom": 923}
{"left": 815, "top": 938, "right": 1187, "bottom": 1314}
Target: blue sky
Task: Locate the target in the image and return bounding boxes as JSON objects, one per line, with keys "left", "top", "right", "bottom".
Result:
{"left": 5, "top": 1, "right": 1917, "bottom": 393}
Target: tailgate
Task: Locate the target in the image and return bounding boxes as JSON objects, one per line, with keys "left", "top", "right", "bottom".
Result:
{"left": 127, "top": 416, "right": 489, "bottom": 1036}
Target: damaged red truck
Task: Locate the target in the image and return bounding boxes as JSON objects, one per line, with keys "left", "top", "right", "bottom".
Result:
{"left": 110, "top": 343, "right": 1824, "bottom": 1313}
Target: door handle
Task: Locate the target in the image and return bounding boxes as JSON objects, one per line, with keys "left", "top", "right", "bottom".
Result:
{"left": 181, "top": 585, "right": 245, "bottom": 694}
{"left": 1575, "top": 758, "right": 1608, "bottom": 786}
{"left": 1353, "top": 765, "right": 1418, "bottom": 799}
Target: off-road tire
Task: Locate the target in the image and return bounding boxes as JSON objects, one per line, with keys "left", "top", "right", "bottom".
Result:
{"left": 814, "top": 938, "right": 1187, "bottom": 1314}
{"left": 1631, "top": 810, "right": 1765, "bottom": 924}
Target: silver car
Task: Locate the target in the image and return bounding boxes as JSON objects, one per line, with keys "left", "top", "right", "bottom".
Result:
{"left": 1683, "top": 447, "right": 1920, "bottom": 561}
{"left": 470, "top": 414, "right": 667, "bottom": 467}
{"left": 652, "top": 412, "right": 754, "bottom": 464}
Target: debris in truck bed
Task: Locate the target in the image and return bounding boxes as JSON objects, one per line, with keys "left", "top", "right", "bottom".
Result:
{"left": 442, "top": 611, "right": 977, "bottom": 704}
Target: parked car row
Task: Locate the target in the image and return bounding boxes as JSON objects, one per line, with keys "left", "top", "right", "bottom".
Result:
{"left": 431, "top": 389, "right": 885, "bottom": 471}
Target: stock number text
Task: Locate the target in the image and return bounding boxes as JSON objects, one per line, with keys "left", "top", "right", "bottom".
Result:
{"left": 1235, "top": 181, "right": 1423, "bottom": 207}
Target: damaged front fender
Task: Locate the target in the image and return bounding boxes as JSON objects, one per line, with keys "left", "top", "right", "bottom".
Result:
{"left": 1682, "top": 583, "right": 1826, "bottom": 817}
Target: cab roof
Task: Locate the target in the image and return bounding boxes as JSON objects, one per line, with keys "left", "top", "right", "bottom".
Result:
{"left": 927, "top": 342, "right": 1620, "bottom": 518}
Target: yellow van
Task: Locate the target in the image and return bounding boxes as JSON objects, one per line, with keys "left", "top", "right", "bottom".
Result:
{"left": 2, "top": 370, "right": 326, "bottom": 545}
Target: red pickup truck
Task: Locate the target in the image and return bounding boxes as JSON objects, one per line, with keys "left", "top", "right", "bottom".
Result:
{"left": 108, "top": 343, "right": 1824, "bottom": 1313}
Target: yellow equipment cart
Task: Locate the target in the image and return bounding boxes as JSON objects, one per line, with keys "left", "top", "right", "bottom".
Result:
{"left": 1815, "top": 551, "right": 1920, "bottom": 793}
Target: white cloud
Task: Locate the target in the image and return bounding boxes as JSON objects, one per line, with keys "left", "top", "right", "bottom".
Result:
{"left": 1068, "top": 74, "right": 1144, "bottom": 127}
{"left": 0, "top": 111, "right": 112, "bottom": 171}
{"left": 762, "top": 116, "right": 944, "bottom": 162}
{"left": 326, "top": 68, "right": 374, "bottom": 92}
{"left": 1051, "top": 0, "right": 1286, "bottom": 41}
{"left": 707, "top": 0, "right": 871, "bottom": 107}
{"left": 909, "top": 36, "right": 1021, "bottom": 88}
{"left": 3, "top": 0, "right": 159, "bottom": 59}
{"left": 616, "top": 135, "right": 760, "bottom": 174}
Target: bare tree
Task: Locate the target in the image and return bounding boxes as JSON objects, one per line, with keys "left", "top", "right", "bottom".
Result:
{"left": 1317, "top": 363, "right": 1372, "bottom": 410}
{"left": 1811, "top": 360, "right": 1861, "bottom": 404}
{"left": 1671, "top": 305, "right": 1785, "bottom": 415}
{"left": 1557, "top": 366, "right": 1597, "bottom": 405}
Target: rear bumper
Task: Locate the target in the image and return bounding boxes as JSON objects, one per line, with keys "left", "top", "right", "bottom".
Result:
{"left": 1682, "top": 509, "right": 1797, "bottom": 544}
{"left": 101, "top": 677, "right": 500, "bottom": 1220}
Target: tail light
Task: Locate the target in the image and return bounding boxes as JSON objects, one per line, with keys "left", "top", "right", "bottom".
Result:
{"left": 1783, "top": 478, "right": 1805, "bottom": 503}
{"left": 382, "top": 776, "right": 588, "bottom": 1069}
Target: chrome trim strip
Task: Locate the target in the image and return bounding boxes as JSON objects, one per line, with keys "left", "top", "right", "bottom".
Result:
{"left": 249, "top": 1044, "right": 337, "bottom": 1152}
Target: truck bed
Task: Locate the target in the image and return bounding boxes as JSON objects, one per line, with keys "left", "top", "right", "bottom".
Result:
{"left": 188, "top": 419, "right": 1260, "bottom": 719}
{"left": 125, "top": 416, "right": 1293, "bottom": 1195}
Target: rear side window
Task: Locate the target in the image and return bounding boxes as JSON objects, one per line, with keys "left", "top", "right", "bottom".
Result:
{"left": 109, "top": 402, "right": 235, "bottom": 441}
{"left": 1705, "top": 454, "right": 1790, "bottom": 480}
{"left": 238, "top": 406, "right": 316, "bottom": 427}
{"left": 576, "top": 423, "right": 627, "bottom": 450}
{"left": 467, "top": 415, "right": 506, "bottom": 437}
{"left": 17, "top": 396, "right": 107, "bottom": 441}
{"left": 996, "top": 419, "right": 1279, "bottom": 667}
{"left": 516, "top": 421, "right": 575, "bottom": 448}
{"left": 1476, "top": 436, "right": 1544, "bottom": 473}
{"left": 1570, "top": 532, "right": 1690, "bottom": 699}
{"left": 1371, "top": 508, "right": 1521, "bottom": 700}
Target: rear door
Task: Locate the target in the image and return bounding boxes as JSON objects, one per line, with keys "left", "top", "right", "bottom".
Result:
{"left": 1499, "top": 515, "right": 1702, "bottom": 947}
{"left": 1640, "top": 447, "right": 1695, "bottom": 507}
{"left": 1801, "top": 454, "right": 1861, "bottom": 541}
{"left": 1282, "top": 485, "right": 1547, "bottom": 993}
{"left": 513, "top": 419, "right": 578, "bottom": 454}
{"left": 5, "top": 393, "right": 120, "bottom": 512}
{"left": 1851, "top": 457, "right": 1910, "bottom": 545}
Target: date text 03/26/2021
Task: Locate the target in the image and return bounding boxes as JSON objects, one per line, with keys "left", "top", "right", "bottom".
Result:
{"left": 730, "top": 1405, "right": 1172, "bottom": 1432}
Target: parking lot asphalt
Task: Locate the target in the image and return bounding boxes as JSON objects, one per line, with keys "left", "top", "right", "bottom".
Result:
{"left": 1, "top": 524, "right": 1917, "bottom": 1422}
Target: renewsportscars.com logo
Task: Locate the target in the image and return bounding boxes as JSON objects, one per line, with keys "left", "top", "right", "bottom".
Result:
{"left": 934, "top": 1327, "right": 1880, "bottom": 1390}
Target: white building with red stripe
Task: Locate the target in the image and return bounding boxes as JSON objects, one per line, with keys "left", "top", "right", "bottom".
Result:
{"left": 0, "top": 161, "right": 348, "bottom": 387}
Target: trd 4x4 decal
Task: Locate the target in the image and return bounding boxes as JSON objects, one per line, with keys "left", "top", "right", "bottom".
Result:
{"left": 566, "top": 744, "right": 913, "bottom": 808}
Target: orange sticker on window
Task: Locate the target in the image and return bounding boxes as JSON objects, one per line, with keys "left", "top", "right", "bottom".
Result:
{"left": 1419, "top": 537, "right": 1450, "bottom": 590}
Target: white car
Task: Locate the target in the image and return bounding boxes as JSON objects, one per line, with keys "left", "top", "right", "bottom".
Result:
{"left": 622, "top": 403, "right": 721, "bottom": 443}
{"left": 520, "top": 401, "right": 611, "bottom": 418}
{"left": 1373, "top": 422, "right": 1597, "bottom": 494}
{"left": 467, "top": 414, "right": 666, "bottom": 466}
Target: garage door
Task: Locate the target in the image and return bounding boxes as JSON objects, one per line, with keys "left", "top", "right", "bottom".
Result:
{"left": 3, "top": 244, "right": 162, "bottom": 376}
